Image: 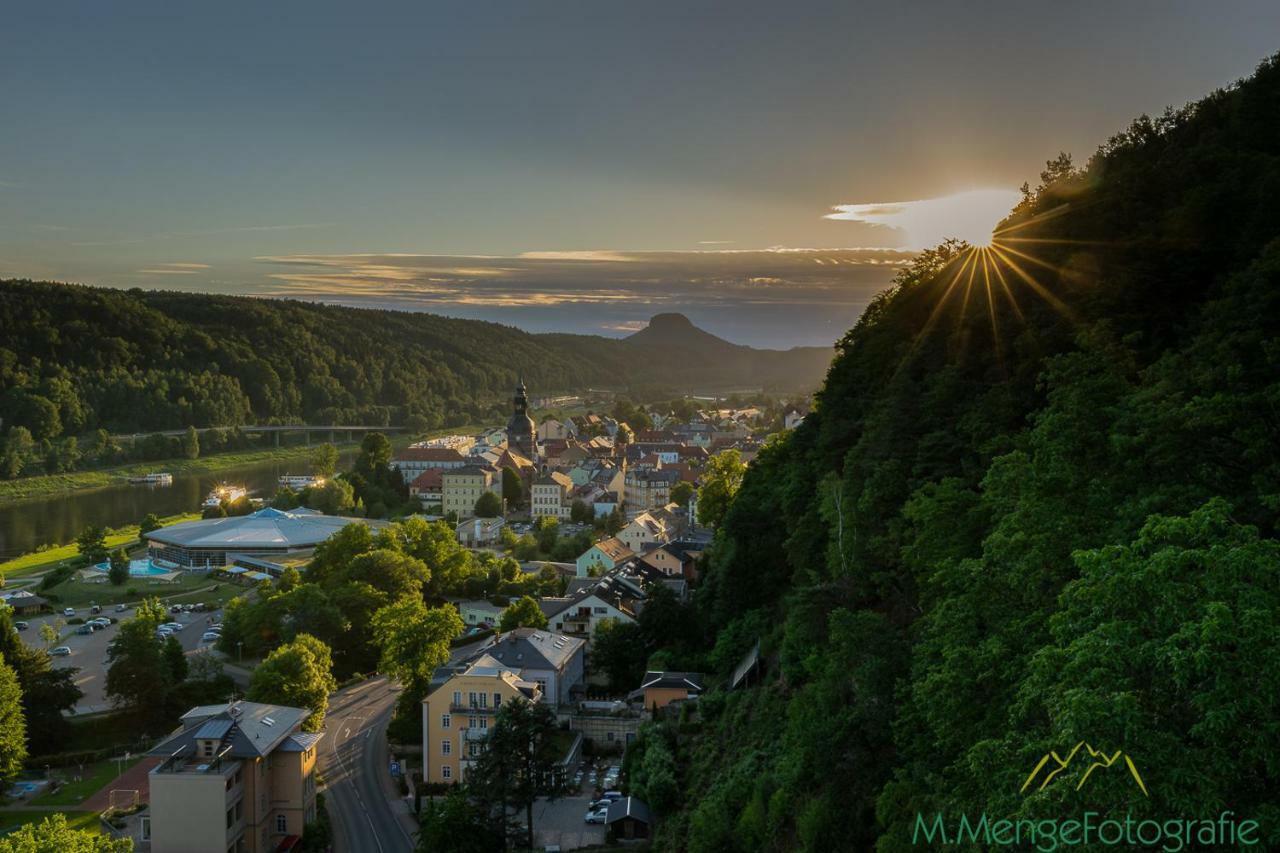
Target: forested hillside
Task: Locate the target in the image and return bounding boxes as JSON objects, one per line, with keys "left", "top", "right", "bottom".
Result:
{"left": 665, "top": 56, "right": 1280, "bottom": 850}
{"left": 0, "top": 284, "right": 828, "bottom": 442}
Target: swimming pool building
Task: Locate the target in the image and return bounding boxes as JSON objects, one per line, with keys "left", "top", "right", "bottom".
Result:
{"left": 145, "top": 507, "right": 372, "bottom": 568}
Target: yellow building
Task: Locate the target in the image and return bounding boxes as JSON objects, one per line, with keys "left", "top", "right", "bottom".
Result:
{"left": 530, "top": 471, "right": 574, "bottom": 520}
{"left": 148, "top": 701, "right": 321, "bottom": 853}
{"left": 442, "top": 465, "right": 500, "bottom": 519}
{"left": 421, "top": 655, "right": 542, "bottom": 784}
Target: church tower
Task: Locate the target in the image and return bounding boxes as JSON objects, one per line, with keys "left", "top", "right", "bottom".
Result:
{"left": 506, "top": 376, "right": 537, "bottom": 460}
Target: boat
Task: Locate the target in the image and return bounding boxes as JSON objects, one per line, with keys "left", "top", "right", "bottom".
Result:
{"left": 278, "top": 474, "right": 324, "bottom": 491}
{"left": 202, "top": 484, "right": 247, "bottom": 508}
{"left": 128, "top": 472, "right": 173, "bottom": 485}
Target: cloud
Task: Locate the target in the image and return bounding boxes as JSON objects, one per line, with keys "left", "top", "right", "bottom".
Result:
{"left": 72, "top": 224, "right": 330, "bottom": 247}
{"left": 135, "top": 262, "right": 212, "bottom": 275}
{"left": 826, "top": 188, "right": 1021, "bottom": 249}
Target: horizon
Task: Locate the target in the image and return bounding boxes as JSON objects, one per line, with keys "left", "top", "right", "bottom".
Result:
{"left": 4, "top": 2, "right": 1279, "bottom": 346}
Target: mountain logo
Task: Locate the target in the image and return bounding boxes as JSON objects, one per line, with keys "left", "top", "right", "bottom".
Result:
{"left": 1020, "top": 742, "right": 1148, "bottom": 797}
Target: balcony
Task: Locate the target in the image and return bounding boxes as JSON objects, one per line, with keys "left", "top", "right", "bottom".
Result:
{"left": 463, "top": 727, "right": 491, "bottom": 742}
{"left": 449, "top": 703, "right": 498, "bottom": 714}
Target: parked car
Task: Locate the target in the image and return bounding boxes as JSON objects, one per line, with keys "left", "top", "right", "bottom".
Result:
{"left": 50, "top": 646, "right": 72, "bottom": 656}
{"left": 13, "top": 621, "right": 28, "bottom": 631}
{"left": 63, "top": 607, "right": 76, "bottom": 617}
{"left": 90, "top": 604, "right": 102, "bottom": 614}
{"left": 601, "top": 791, "right": 623, "bottom": 801}
{"left": 200, "top": 632, "right": 221, "bottom": 643}
{"left": 89, "top": 618, "right": 111, "bottom": 628}
{"left": 584, "top": 807, "right": 608, "bottom": 825}
{"left": 170, "top": 604, "right": 183, "bottom": 613}
{"left": 162, "top": 622, "right": 184, "bottom": 632}
{"left": 75, "top": 624, "right": 96, "bottom": 635}
{"left": 116, "top": 603, "right": 128, "bottom": 612}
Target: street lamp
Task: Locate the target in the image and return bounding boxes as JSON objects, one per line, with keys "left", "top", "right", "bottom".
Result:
{"left": 237, "top": 641, "right": 243, "bottom": 663}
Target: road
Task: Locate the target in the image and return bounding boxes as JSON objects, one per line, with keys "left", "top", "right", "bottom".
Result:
{"left": 319, "top": 636, "right": 496, "bottom": 853}
{"left": 320, "top": 675, "right": 416, "bottom": 853}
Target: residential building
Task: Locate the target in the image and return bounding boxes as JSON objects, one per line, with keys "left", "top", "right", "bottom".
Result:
{"left": 148, "top": 700, "right": 320, "bottom": 853}
{"left": 637, "top": 543, "right": 689, "bottom": 578}
{"left": 409, "top": 469, "right": 444, "bottom": 508}
{"left": 618, "top": 511, "right": 674, "bottom": 554}
{"left": 537, "top": 417, "right": 572, "bottom": 442}
{"left": 390, "top": 447, "right": 468, "bottom": 478}
{"left": 623, "top": 467, "right": 679, "bottom": 510}
{"left": 575, "top": 537, "right": 634, "bottom": 578}
{"left": 630, "top": 671, "right": 705, "bottom": 711}
{"left": 531, "top": 471, "right": 574, "bottom": 519}
{"left": 421, "top": 656, "right": 542, "bottom": 784}
{"left": 455, "top": 599, "right": 506, "bottom": 627}
{"left": 543, "top": 581, "right": 640, "bottom": 642}
{"left": 784, "top": 406, "right": 806, "bottom": 430}
{"left": 441, "top": 465, "right": 500, "bottom": 519}
{"left": 448, "top": 628, "right": 586, "bottom": 706}
{"left": 592, "top": 491, "right": 621, "bottom": 519}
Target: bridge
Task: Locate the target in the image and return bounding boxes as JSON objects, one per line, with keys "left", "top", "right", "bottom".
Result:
{"left": 111, "top": 424, "right": 409, "bottom": 446}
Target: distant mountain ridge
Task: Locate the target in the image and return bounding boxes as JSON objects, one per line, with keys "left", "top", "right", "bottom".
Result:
{"left": 0, "top": 279, "right": 830, "bottom": 437}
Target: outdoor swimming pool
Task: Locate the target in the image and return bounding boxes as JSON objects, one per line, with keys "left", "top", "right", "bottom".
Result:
{"left": 91, "top": 558, "right": 172, "bottom": 577}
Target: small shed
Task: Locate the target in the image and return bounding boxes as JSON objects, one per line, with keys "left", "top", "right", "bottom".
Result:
{"left": 606, "top": 796, "right": 653, "bottom": 840}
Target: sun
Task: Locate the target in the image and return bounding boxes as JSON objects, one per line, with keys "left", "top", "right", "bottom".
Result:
{"left": 826, "top": 188, "right": 1021, "bottom": 250}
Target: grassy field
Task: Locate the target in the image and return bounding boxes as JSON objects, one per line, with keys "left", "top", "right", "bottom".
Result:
{"left": 43, "top": 572, "right": 243, "bottom": 610}
{"left": 0, "top": 441, "right": 363, "bottom": 504}
{"left": 32, "top": 759, "right": 141, "bottom": 807}
{"left": 0, "top": 811, "right": 101, "bottom": 836}
{"left": 0, "top": 513, "right": 201, "bottom": 580}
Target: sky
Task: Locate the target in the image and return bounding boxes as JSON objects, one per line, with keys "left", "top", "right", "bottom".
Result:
{"left": 3, "top": 1, "right": 1278, "bottom": 348}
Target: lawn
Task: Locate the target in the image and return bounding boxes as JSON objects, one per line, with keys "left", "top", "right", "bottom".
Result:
{"left": 33, "top": 759, "right": 141, "bottom": 807}
{"left": 0, "top": 811, "right": 101, "bottom": 836}
{"left": 0, "top": 513, "right": 200, "bottom": 580}
{"left": 42, "top": 572, "right": 242, "bottom": 609}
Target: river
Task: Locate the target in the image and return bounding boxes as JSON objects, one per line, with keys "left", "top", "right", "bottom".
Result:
{"left": 0, "top": 452, "right": 355, "bottom": 560}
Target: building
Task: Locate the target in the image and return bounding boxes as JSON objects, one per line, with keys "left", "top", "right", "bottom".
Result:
{"left": 631, "top": 671, "right": 705, "bottom": 711}
{"left": 623, "top": 468, "right": 679, "bottom": 510}
{"left": 617, "top": 512, "right": 672, "bottom": 554}
{"left": 148, "top": 700, "right": 320, "bottom": 853}
{"left": 575, "top": 537, "right": 634, "bottom": 578}
{"left": 441, "top": 466, "right": 500, "bottom": 519}
{"left": 443, "top": 628, "right": 586, "bottom": 706}
{"left": 543, "top": 583, "right": 639, "bottom": 642}
{"left": 408, "top": 468, "right": 444, "bottom": 508}
{"left": 456, "top": 516, "right": 506, "bottom": 547}
{"left": 455, "top": 599, "right": 506, "bottom": 627}
{"left": 145, "top": 507, "right": 377, "bottom": 569}
{"left": 606, "top": 797, "right": 653, "bottom": 840}
{"left": 637, "top": 543, "right": 690, "bottom": 578}
{"left": 0, "top": 589, "right": 47, "bottom": 615}
{"left": 530, "top": 471, "right": 574, "bottom": 519}
{"left": 390, "top": 447, "right": 468, "bottom": 478}
{"left": 421, "top": 656, "right": 542, "bottom": 784}
{"left": 784, "top": 406, "right": 806, "bottom": 430}
{"left": 506, "top": 378, "right": 538, "bottom": 461}
{"left": 537, "top": 417, "right": 572, "bottom": 442}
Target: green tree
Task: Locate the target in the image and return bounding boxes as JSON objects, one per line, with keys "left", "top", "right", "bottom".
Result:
{"left": 107, "top": 548, "right": 130, "bottom": 586}
{"left": 474, "top": 491, "right": 502, "bottom": 518}
{"left": 354, "top": 432, "right": 392, "bottom": 479}
{"left": 501, "top": 466, "right": 524, "bottom": 509}
{"left": 311, "top": 443, "right": 339, "bottom": 478}
{"left": 139, "top": 513, "right": 162, "bottom": 535}
{"left": 591, "top": 618, "right": 647, "bottom": 692}
{"left": 415, "top": 785, "right": 505, "bottom": 853}
{"left": 696, "top": 449, "right": 746, "bottom": 527}
{"left": 163, "top": 634, "right": 189, "bottom": 683}
{"left": 0, "top": 813, "right": 132, "bottom": 853}
{"left": 247, "top": 634, "right": 337, "bottom": 731}
{"left": 670, "top": 480, "right": 694, "bottom": 507}
{"left": 535, "top": 516, "right": 559, "bottom": 554}
{"left": 0, "top": 653, "right": 26, "bottom": 793}
{"left": 181, "top": 425, "right": 200, "bottom": 459}
{"left": 309, "top": 478, "right": 355, "bottom": 515}
{"left": 370, "top": 598, "right": 462, "bottom": 696}
{"left": 38, "top": 623, "right": 57, "bottom": 648}
{"left": 469, "top": 698, "right": 560, "bottom": 851}
{"left": 106, "top": 619, "right": 169, "bottom": 712}
{"left": 569, "top": 499, "right": 592, "bottom": 524}
{"left": 498, "top": 595, "right": 548, "bottom": 632}
{"left": 75, "top": 525, "right": 108, "bottom": 564}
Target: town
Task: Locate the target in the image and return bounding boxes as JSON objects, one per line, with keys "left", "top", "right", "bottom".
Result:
{"left": 1, "top": 381, "right": 807, "bottom": 852}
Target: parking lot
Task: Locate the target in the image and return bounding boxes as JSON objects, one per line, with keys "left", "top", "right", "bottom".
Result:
{"left": 14, "top": 604, "right": 223, "bottom": 714}
{"left": 532, "top": 790, "right": 607, "bottom": 850}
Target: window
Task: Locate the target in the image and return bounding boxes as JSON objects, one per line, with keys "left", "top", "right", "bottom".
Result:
{"left": 468, "top": 691, "right": 477, "bottom": 707}
{"left": 479, "top": 717, "right": 487, "bottom": 730}
{"left": 275, "top": 815, "right": 287, "bottom": 834}
{"left": 442, "top": 739, "right": 452, "bottom": 756}
{"left": 594, "top": 607, "right": 607, "bottom": 614}
{"left": 607, "top": 731, "right": 616, "bottom": 742}
{"left": 442, "top": 765, "right": 452, "bottom": 780}
{"left": 468, "top": 716, "right": 478, "bottom": 728}
{"left": 478, "top": 693, "right": 488, "bottom": 708}
{"left": 441, "top": 714, "right": 451, "bottom": 729}
{"left": 453, "top": 690, "right": 461, "bottom": 706}
{"left": 493, "top": 693, "right": 502, "bottom": 708}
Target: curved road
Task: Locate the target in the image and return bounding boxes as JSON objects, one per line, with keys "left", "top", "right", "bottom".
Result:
{"left": 320, "top": 675, "right": 416, "bottom": 853}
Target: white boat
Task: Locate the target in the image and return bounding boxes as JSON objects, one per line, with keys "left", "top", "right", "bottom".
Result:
{"left": 203, "top": 484, "right": 247, "bottom": 507}
{"left": 128, "top": 472, "right": 173, "bottom": 485}
{"left": 278, "top": 474, "right": 324, "bottom": 490}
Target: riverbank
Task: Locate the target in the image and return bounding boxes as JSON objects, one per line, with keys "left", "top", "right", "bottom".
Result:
{"left": 0, "top": 442, "right": 363, "bottom": 505}
{"left": 0, "top": 512, "right": 201, "bottom": 580}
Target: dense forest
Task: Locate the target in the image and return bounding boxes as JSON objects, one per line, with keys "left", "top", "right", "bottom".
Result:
{"left": 656, "top": 56, "right": 1280, "bottom": 849}
{"left": 0, "top": 285, "right": 829, "bottom": 453}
